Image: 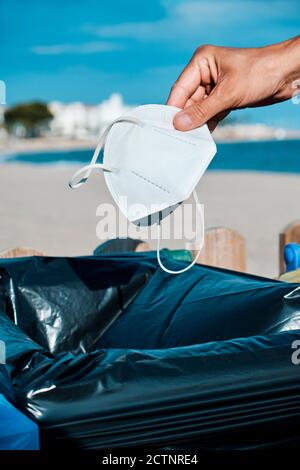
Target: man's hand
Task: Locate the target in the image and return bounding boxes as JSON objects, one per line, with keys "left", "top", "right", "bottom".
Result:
{"left": 167, "top": 36, "right": 300, "bottom": 131}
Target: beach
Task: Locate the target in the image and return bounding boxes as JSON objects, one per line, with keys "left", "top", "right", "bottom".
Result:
{"left": 0, "top": 163, "right": 299, "bottom": 278}
{"left": 1, "top": 124, "right": 300, "bottom": 154}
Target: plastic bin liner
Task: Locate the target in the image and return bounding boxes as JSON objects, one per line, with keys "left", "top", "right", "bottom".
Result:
{"left": 98, "top": 259, "right": 300, "bottom": 349}
{"left": 0, "top": 393, "right": 39, "bottom": 450}
{"left": 0, "top": 256, "right": 152, "bottom": 354}
{"left": 0, "top": 253, "right": 300, "bottom": 449}
{"left": 1, "top": 254, "right": 299, "bottom": 351}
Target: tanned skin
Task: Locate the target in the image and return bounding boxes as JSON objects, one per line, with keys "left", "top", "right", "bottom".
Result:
{"left": 167, "top": 36, "right": 300, "bottom": 131}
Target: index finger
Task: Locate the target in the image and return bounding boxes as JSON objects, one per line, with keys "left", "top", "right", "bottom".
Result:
{"left": 167, "top": 59, "right": 201, "bottom": 109}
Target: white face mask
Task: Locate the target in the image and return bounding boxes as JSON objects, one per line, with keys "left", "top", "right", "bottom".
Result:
{"left": 69, "top": 104, "right": 216, "bottom": 274}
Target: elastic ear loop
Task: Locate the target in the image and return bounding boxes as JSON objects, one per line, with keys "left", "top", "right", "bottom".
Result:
{"left": 156, "top": 190, "right": 204, "bottom": 274}
{"left": 68, "top": 116, "right": 143, "bottom": 189}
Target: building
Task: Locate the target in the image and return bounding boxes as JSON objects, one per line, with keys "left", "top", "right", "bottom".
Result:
{"left": 49, "top": 94, "right": 133, "bottom": 139}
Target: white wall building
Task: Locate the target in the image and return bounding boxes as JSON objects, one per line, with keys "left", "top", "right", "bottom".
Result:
{"left": 49, "top": 93, "right": 133, "bottom": 139}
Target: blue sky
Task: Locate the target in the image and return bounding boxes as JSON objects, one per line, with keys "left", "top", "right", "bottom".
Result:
{"left": 1, "top": 0, "right": 300, "bottom": 128}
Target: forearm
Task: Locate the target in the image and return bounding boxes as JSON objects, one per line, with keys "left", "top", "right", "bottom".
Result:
{"left": 273, "top": 36, "right": 300, "bottom": 98}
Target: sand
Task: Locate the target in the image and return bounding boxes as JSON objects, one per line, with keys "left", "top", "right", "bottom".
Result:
{"left": 0, "top": 163, "right": 299, "bottom": 278}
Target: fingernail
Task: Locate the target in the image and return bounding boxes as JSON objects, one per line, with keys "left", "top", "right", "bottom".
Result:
{"left": 174, "top": 111, "right": 193, "bottom": 131}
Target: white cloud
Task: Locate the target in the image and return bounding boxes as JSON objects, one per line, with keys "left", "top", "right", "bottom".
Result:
{"left": 32, "top": 41, "right": 122, "bottom": 55}
{"left": 84, "top": 0, "right": 300, "bottom": 46}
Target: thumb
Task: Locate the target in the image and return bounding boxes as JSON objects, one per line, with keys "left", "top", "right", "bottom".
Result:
{"left": 173, "top": 86, "right": 227, "bottom": 131}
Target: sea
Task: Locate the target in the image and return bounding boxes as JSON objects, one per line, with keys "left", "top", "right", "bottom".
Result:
{"left": 0, "top": 139, "right": 300, "bottom": 173}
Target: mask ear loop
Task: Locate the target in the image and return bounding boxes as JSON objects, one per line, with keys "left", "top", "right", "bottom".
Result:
{"left": 69, "top": 116, "right": 143, "bottom": 189}
{"left": 156, "top": 190, "right": 204, "bottom": 274}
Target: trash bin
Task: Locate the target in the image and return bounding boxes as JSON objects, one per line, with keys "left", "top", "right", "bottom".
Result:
{"left": 0, "top": 253, "right": 300, "bottom": 449}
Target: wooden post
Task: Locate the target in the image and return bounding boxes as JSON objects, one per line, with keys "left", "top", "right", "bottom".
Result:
{"left": 279, "top": 221, "right": 300, "bottom": 275}
{"left": 0, "top": 247, "right": 46, "bottom": 258}
{"left": 189, "top": 227, "right": 246, "bottom": 272}
{"left": 135, "top": 242, "right": 151, "bottom": 253}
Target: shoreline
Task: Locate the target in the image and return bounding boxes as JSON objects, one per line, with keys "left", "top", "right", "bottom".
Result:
{"left": 0, "top": 137, "right": 96, "bottom": 155}
{"left": 1, "top": 126, "right": 300, "bottom": 155}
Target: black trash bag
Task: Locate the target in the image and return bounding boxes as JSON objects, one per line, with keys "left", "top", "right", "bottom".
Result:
{"left": 5, "top": 324, "right": 300, "bottom": 449}
{"left": 0, "top": 256, "right": 152, "bottom": 355}
{"left": 0, "top": 253, "right": 300, "bottom": 449}
{"left": 97, "top": 259, "right": 300, "bottom": 349}
{"left": 1, "top": 254, "right": 300, "bottom": 352}
{"left": 93, "top": 237, "right": 146, "bottom": 255}
{"left": 0, "top": 309, "right": 43, "bottom": 403}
